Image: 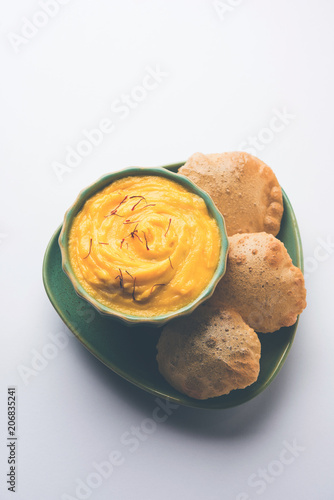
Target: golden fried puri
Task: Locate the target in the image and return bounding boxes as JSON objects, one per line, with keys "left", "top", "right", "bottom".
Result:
{"left": 156, "top": 304, "right": 261, "bottom": 400}
{"left": 212, "top": 233, "right": 307, "bottom": 333}
{"left": 179, "top": 152, "right": 283, "bottom": 236}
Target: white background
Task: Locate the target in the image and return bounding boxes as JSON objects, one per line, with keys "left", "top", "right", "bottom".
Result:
{"left": 1, "top": 1, "right": 334, "bottom": 499}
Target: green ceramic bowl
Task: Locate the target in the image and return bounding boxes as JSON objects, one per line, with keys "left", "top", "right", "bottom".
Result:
{"left": 58, "top": 167, "right": 229, "bottom": 327}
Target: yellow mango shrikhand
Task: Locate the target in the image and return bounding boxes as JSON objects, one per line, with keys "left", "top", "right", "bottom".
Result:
{"left": 69, "top": 175, "right": 221, "bottom": 317}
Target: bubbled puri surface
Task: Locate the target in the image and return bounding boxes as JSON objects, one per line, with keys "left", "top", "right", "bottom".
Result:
{"left": 179, "top": 152, "right": 283, "bottom": 236}
{"left": 156, "top": 304, "right": 261, "bottom": 399}
{"left": 212, "top": 233, "right": 307, "bottom": 333}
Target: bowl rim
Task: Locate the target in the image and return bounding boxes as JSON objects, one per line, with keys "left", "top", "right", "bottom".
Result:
{"left": 58, "top": 167, "right": 229, "bottom": 326}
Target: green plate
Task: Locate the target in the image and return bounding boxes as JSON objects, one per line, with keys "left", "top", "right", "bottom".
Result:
{"left": 42, "top": 162, "right": 304, "bottom": 409}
